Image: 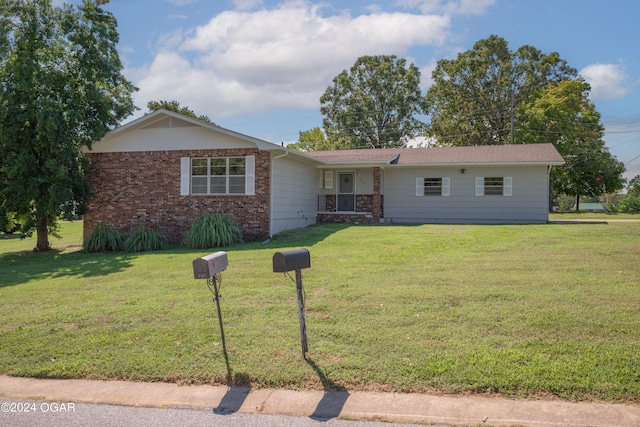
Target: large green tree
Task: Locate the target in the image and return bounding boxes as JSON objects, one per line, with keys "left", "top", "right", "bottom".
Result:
{"left": 286, "top": 127, "right": 343, "bottom": 152}
{"left": 0, "top": 0, "right": 136, "bottom": 251}
{"left": 425, "top": 35, "right": 626, "bottom": 209}
{"left": 516, "top": 79, "right": 625, "bottom": 207}
{"left": 425, "top": 35, "right": 576, "bottom": 146}
{"left": 320, "top": 55, "right": 426, "bottom": 149}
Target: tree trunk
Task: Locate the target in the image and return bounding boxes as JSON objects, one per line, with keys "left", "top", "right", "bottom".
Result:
{"left": 35, "top": 214, "right": 51, "bottom": 252}
{"left": 575, "top": 194, "right": 581, "bottom": 212}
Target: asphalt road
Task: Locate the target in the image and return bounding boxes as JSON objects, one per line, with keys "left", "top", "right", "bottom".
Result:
{"left": 1, "top": 399, "right": 438, "bottom": 427}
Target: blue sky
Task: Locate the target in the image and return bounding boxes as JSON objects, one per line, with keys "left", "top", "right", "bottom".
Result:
{"left": 56, "top": 0, "right": 640, "bottom": 182}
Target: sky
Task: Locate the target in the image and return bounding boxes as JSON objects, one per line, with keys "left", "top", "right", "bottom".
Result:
{"left": 55, "top": 0, "right": 640, "bottom": 183}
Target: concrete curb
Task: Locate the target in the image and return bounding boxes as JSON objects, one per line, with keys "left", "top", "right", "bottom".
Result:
{"left": 1, "top": 375, "right": 639, "bottom": 426}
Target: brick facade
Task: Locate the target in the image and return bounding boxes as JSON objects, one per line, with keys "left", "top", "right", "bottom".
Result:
{"left": 84, "top": 148, "right": 271, "bottom": 243}
{"left": 318, "top": 194, "right": 384, "bottom": 217}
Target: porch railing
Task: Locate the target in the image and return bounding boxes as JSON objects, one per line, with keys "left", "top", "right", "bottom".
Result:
{"left": 337, "top": 194, "right": 355, "bottom": 212}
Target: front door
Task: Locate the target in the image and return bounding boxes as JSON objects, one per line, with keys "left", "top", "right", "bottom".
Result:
{"left": 337, "top": 172, "right": 355, "bottom": 211}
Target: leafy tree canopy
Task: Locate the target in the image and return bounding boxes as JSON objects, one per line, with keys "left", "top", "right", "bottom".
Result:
{"left": 424, "top": 35, "right": 625, "bottom": 204}
{"left": 287, "top": 127, "right": 343, "bottom": 152}
{"left": 147, "top": 100, "right": 217, "bottom": 126}
{"left": 516, "top": 78, "right": 626, "bottom": 202}
{"left": 320, "top": 55, "right": 426, "bottom": 149}
{"left": 627, "top": 175, "right": 640, "bottom": 197}
{"left": 425, "top": 35, "right": 576, "bottom": 146}
{"left": 0, "top": 0, "right": 137, "bottom": 251}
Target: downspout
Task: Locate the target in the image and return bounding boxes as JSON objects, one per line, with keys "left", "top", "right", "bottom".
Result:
{"left": 270, "top": 150, "right": 289, "bottom": 238}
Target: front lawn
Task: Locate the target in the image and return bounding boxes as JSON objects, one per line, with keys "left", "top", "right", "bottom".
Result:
{"left": 1, "top": 220, "right": 639, "bottom": 402}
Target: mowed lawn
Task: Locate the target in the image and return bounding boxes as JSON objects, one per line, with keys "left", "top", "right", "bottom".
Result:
{"left": 1, "top": 219, "right": 639, "bottom": 402}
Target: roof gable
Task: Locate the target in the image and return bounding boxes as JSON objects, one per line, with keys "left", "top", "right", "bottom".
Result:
{"left": 87, "top": 109, "right": 281, "bottom": 153}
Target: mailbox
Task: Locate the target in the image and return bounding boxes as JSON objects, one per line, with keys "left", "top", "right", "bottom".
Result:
{"left": 192, "top": 251, "right": 229, "bottom": 279}
{"left": 272, "top": 248, "right": 310, "bottom": 273}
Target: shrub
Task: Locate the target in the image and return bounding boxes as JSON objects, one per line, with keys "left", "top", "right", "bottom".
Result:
{"left": 184, "top": 212, "right": 243, "bottom": 249}
{"left": 124, "top": 225, "right": 168, "bottom": 252}
{"left": 83, "top": 223, "right": 124, "bottom": 253}
{"left": 617, "top": 194, "right": 640, "bottom": 213}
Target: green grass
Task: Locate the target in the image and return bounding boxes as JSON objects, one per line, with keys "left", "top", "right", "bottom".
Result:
{"left": 1, "top": 220, "right": 639, "bottom": 403}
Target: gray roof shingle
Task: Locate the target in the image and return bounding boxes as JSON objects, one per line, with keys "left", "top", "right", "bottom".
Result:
{"left": 303, "top": 143, "right": 564, "bottom": 166}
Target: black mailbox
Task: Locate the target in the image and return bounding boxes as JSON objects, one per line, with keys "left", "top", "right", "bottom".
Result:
{"left": 273, "top": 248, "right": 310, "bottom": 272}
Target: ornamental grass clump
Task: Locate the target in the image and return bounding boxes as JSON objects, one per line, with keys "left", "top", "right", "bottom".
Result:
{"left": 123, "top": 225, "right": 168, "bottom": 252}
{"left": 83, "top": 223, "right": 124, "bottom": 253}
{"left": 184, "top": 212, "right": 243, "bottom": 249}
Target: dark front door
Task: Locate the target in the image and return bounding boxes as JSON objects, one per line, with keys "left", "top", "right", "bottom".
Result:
{"left": 337, "top": 172, "right": 355, "bottom": 211}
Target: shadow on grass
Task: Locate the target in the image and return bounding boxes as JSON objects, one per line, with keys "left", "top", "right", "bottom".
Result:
{"left": 240, "top": 223, "right": 353, "bottom": 251}
{"left": 0, "top": 250, "right": 135, "bottom": 289}
{"left": 306, "top": 358, "right": 350, "bottom": 421}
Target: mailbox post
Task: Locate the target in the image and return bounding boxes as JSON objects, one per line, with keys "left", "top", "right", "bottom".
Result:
{"left": 193, "top": 251, "right": 230, "bottom": 379}
{"left": 273, "top": 248, "right": 311, "bottom": 358}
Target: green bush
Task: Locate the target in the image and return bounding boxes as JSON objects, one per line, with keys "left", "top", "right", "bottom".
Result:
{"left": 184, "top": 212, "right": 243, "bottom": 249}
{"left": 124, "top": 225, "right": 168, "bottom": 252}
{"left": 617, "top": 194, "right": 640, "bottom": 213}
{"left": 83, "top": 223, "right": 124, "bottom": 253}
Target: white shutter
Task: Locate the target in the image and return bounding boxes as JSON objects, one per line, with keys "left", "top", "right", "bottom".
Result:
{"left": 442, "top": 177, "right": 450, "bottom": 197}
{"left": 324, "top": 171, "right": 333, "bottom": 189}
{"left": 475, "top": 177, "right": 484, "bottom": 196}
{"left": 245, "top": 155, "right": 255, "bottom": 195}
{"left": 319, "top": 170, "right": 324, "bottom": 188}
{"left": 504, "top": 177, "right": 512, "bottom": 196}
{"left": 415, "top": 178, "right": 424, "bottom": 196}
{"left": 180, "top": 157, "right": 190, "bottom": 196}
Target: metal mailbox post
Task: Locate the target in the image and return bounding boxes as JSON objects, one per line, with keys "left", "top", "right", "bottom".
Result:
{"left": 273, "top": 248, "right": 311, "bottom": 358}
{"left": 192, "top": 251, "right": 231, "bottom": 379}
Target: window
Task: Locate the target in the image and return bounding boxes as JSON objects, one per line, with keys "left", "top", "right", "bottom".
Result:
{"left": 475, "top": 177, "right": 512, "bottom": 196}
{"left": 416, "top": 177, "right": 450, "bottom": 196}
{"left": 484, "top": 177, "right": 504, "bottom": 195}
{"left": 190, "top": 157, "right": 247, "bottom": 195}
{"left": 424, "top": 178, "right": 443, "bottom": 196}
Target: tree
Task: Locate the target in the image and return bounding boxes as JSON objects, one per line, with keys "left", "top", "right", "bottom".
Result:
{"left": 286, "top": 127, "right": 343, "bottom": 152}
{"left": 617, "top": 175, "right": 640, "bottom": 213}
{"left": 425, "top": 35, "right": 576, "bottom": 146}
{"left": 516, "top": 79, "right": 626, "bottom": 208}
{"left": 320, "top": 55, "right": 426, "bottom": 149}
{"left": 424, "top": 35, "right": 626, "bottom": 209}
{"left": 147, "top": 100, "right": 216, "bottom": 126}
{"left": 627, "top": 175, "right": 640, "bottom": 197}
{"left": 0, "top": 0, "right": 136, "bottom": 251}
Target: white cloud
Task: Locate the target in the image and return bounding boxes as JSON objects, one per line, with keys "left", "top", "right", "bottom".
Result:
{"left": 131, "top": 1, "right": 451, "bottom": 119}
{"left": 580, "top": 63, "right": 632, "bottom": 100}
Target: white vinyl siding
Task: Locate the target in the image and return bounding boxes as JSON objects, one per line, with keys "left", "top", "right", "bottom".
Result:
{"left": 386, "top": 167, "right": 546, "bottom": 224}
{"left": 271, "top": 154, "right": 318, "bottom": 236}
